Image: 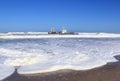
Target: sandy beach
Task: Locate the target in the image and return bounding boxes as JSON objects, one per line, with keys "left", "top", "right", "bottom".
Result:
{"left": 2, "top": 55, "right": 120, "bottom": 81}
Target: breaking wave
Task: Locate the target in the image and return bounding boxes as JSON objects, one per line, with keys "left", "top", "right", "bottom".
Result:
{"left": 0, "top": 32, "right": 120, "bottom": 39}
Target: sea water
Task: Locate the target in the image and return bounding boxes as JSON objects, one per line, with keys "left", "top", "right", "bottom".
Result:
{"left": 0, "top": 33, "right": 120, "bottom": 80}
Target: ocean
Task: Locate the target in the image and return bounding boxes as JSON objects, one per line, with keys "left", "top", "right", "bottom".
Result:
{"left": 0, "top": 32, "right": 120, "bottom": 80}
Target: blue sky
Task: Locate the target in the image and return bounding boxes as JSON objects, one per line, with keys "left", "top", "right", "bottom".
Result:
{"left": 0, "top": 0, "right": 120, "bottom": 32}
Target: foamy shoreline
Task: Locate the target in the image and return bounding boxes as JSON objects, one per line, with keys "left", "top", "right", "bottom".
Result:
{"left": 2, "top": 60, "right": 120, "bottom": 81}
{"left": 0, "top": 36, "right": 120, "bottom": 80}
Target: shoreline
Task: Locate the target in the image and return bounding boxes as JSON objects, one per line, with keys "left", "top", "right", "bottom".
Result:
{"left": 2, "top": 55, "right": 120, "bottom": 81}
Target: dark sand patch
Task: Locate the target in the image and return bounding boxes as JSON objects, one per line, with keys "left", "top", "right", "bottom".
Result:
{"left": 2, "top": 55, "right": 120, "bottom": 81}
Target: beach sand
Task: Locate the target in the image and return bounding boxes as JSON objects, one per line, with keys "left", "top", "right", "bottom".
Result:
{"left": 2, "top": 55, "right": 120, "bottom": 81}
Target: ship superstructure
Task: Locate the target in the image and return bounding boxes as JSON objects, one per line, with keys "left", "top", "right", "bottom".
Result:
{"left": 48, "top": 27, "right": 76, "bottom": 35}
{"left": 48, "top": 27, "right": 58, "bottom": 34}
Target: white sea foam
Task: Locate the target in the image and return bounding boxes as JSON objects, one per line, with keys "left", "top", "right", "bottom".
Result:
{"left": 0, "top": 35, "right": 120, "bottom": 76}
{"left": 0, "top": 65, "right": 15, "bottom": 80}
{"left": 0, "top": 48, "right": 47, "bottom": 66}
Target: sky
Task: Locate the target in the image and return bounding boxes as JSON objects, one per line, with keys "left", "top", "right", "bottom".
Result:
{"left": 0, "top": 0, "right": 120, "bottom": 33}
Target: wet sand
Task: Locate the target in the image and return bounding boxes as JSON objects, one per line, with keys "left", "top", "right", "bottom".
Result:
{"left": 3, "top": 56, "right": 120, "bottom": 81}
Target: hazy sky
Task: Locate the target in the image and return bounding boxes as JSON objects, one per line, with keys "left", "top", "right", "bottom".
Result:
{"left": 0, "top": 0, "right": 120, "bottom": 32}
